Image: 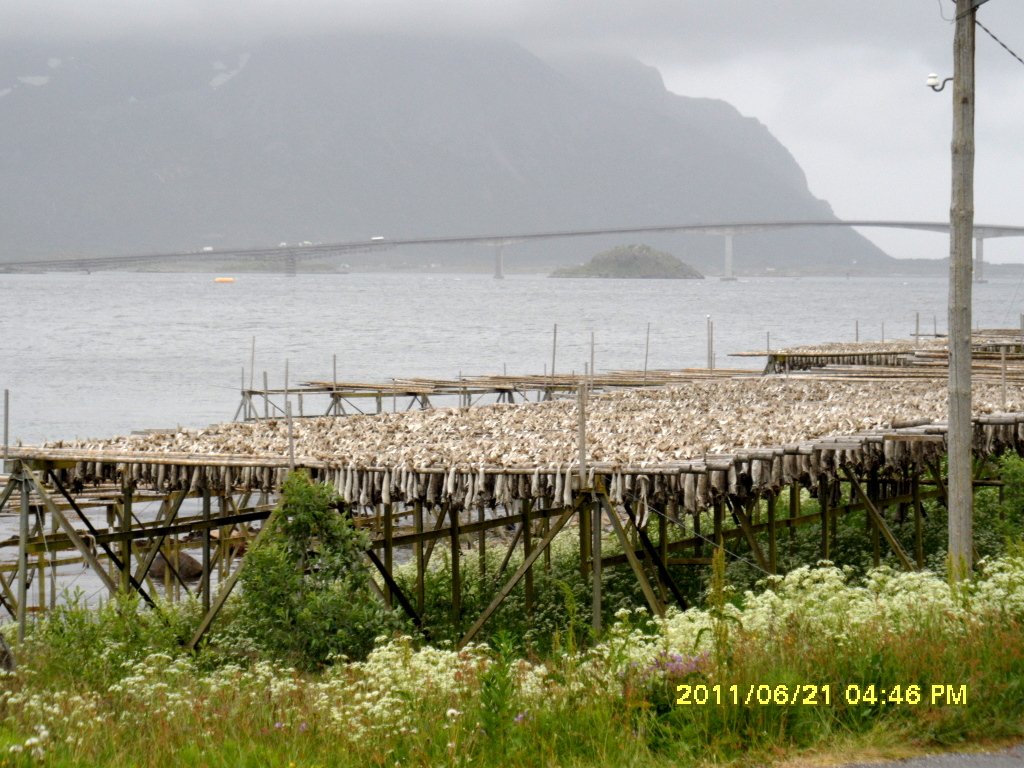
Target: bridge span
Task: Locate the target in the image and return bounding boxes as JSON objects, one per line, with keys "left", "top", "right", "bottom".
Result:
{"left": 2, "top": 219, "right": 1022, "bottom": 279}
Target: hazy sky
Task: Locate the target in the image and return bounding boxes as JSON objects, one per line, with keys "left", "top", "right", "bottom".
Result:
{"left": 5, "top": 0, "right": 1023, "bottom": 262}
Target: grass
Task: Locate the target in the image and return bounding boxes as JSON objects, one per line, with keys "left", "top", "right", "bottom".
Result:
{"left": 3, "top": 457, "right": 1024, "bottom": 766}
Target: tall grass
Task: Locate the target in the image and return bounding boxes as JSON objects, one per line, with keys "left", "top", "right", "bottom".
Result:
{"left": 4, "top": 457, "right": 1024, "bottom": 766}
{"left": 3, "top": 545, "right": 1024, "bottom": 767}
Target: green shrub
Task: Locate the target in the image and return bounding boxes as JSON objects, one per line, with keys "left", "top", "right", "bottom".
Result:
{"left": 231, "top": 471, "right": 406, "bottom": 668}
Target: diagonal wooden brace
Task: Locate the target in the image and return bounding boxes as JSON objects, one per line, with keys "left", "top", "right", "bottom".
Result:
{"left": 458, "top": 500, "right": 579, "bottom": 649}
{"left": 134, "top": 490, "right": 188, "bottom": 584}
{"left": 842, "top": 466, "right": 915, "bottom": 571}
{"left": 732, "top": 498, "right": 771, "bottom": 574}
{"left": 45, "top": 469, "right": 156, "bottom": 605}
{"left": 596, "top": 480, "right": 663, "bottom": 617}
{"left": 187, "top": 506, "right": 281, "bottom": 651}
{"left": 23, "top": 466, "right": 119, "bottom": 595}
{"left": 621, "top": 499, "right": 688, "bottom": 610}
{"left": 365, "top": 549, "right": 422, "bottom": 628}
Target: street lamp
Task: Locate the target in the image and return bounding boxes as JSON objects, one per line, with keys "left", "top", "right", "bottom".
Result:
{"left": 926, "top": 73, "right": 953, "bottom": 92}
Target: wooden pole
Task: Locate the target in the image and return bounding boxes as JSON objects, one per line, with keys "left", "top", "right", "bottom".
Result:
{"left": 449, "top": 504, "right": 461, "bottom": 623}
{"left": 414, "top": 502, "right": 425, "bottom": 614}
{"left": 551, "top": 323, "right": 557, "bottom": 380}
{"left": 590, "top": 331, "right": 595, "bottom": 380}
{"left": 578, "top": 386, "right": 591, "bottom": 578}
{"left": 658, "top": 505, "right": 668, "bottom": 602}
{"left": 706, "top": 316, "right": 714, "bottom": 370}
{"left": 577, "top": 385, "right": 587, "bottom": 488}
{"left": 286, "top": 402, "right": 296, "bottom": 472}
{"left": 819, "top": 477, "right": 829, "bottom": 560}
{"left": 948, "top": 0, "right": 976, "bottom": 578}
{"left": 17, "top": 472, "right": 29, "bottom": 641}
{"left": 592, "top": 494, "right": 602, "bottom": 633}
{"left": 789, "top": 481, "right": 799, "bottom": 544}
{"left": 913, "top": 473, "right": 925, "bottom": 569}
{"left": 383, "top": 503, "right": 393, "bottom": 608}
{"left": 522, "top": 499, "right": 533, "bottom": 616}
{"left": 262, "top": 371, "right": 269, "bottom": 419}
{"left": 478, "top": 504, "right": 486, "bottom": 578}
{"left": 201, "top": 486, "right": 211, "bottom": 612}
{"left": 1001, "top": 347, "right": 1007, "bottom": 411}
{"left": 643, "top": 322, "right": 651, "bottom": 383}
{"left": 120, "top": 485, "right": 132, "bottom": 594}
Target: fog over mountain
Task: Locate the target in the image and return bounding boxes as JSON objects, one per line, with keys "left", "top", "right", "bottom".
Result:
{"left": 0, "top": 34, "right": 893, "bottom": 273}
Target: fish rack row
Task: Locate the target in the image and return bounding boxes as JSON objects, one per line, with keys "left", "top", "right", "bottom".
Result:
{"left": 747, "top": 331, "right": 1024, "bottom": 374}
{"left": 5, "top": 423, "right": 956, "bottom": 512}
{"left": 233, "top": 367, "right": 757, "bottom": 420}
{"left": 3, "top": 411, "right": 1024, "bottom": 648}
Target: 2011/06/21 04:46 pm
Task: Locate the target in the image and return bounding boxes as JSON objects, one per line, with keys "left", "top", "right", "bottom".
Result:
{"left": 675, "top": 683, "right": 968, "bottom": 707}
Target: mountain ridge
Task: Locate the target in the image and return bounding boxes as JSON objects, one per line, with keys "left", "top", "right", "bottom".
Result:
{"left": 0, "top": 34, "right": 891, "bottom": 273}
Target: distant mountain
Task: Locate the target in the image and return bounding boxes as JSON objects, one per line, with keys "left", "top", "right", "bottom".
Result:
{"left": 0, "top": 35, "right": 892, "bottom": 273}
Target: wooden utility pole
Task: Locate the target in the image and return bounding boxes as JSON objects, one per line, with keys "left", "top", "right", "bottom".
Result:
{"left": 947, "top": 0, "right": 977, "bottom": 578}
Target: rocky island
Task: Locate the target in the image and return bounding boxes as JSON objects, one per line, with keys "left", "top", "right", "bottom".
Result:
{"left": 550, "top": 244, "right": 704, "bottom": 279}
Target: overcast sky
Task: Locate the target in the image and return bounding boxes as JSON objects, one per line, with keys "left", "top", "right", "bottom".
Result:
{"left": 5, "top": 0, "right": 1023, "bottom": 262}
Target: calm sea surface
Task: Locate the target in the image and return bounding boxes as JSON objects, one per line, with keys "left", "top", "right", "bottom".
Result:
{"left": 2, "top": 271, "right": 1024, "bottom": 445}
{"left": 2, "top": 270, "right": 1024, "bottom": 603}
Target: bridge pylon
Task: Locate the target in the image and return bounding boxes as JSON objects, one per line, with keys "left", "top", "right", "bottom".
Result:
{"left": 721, "top": 232, "right": 737, "bottom": 281}
{"left": 493, "top": 244, "right": 504, "bottom": 280}
{"left": 974, "top": 234, "right": 986, "bottom": 283}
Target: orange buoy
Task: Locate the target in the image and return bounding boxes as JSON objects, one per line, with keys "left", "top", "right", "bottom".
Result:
{"left": 214, "top": 276, "right": 235, "bottom": 283}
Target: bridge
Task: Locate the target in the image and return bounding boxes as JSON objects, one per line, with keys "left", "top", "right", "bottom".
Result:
{"left": 2, "top": 219, "right": 1023, "bottom": 280}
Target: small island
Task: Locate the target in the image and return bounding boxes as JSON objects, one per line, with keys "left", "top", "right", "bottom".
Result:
{"left": 550, "top": 244, "right": 704, "bottom": 279}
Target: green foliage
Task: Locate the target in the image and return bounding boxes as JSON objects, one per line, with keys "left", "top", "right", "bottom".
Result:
{"left": 232, "top": 471, "right": 406, "bottom": 668}
{"left": 10, "top": 460, "right": 1024, "bottom": 765}
{"left": 12, "top": 591, "right": 195, "bottom": 690}
{"left": 476, "top": 633, "right": 517, "bottom": 746}
{"left": 396, "top": 531, "right": 658, "bottom": 653}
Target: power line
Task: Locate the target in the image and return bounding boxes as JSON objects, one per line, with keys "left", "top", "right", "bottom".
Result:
{"left": 976, "top": 16, "right": 1024, "bottom": 69}
{"left": 949, "top": 0, "right": 1024, "bottom": 68}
